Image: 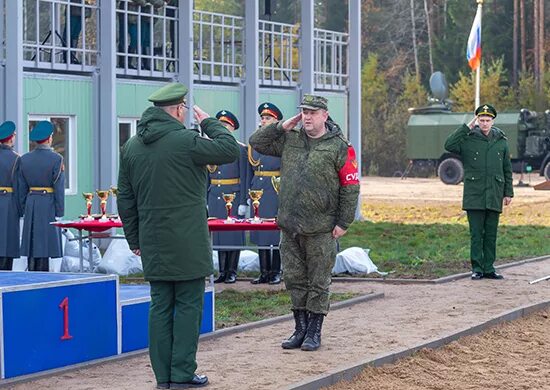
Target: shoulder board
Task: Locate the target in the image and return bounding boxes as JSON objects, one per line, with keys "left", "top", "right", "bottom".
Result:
{"left": 337, "top": 134, "right": 352, "bottom": 146}
{"left": 238, "top": 141, "right": 247, "bottom": 147}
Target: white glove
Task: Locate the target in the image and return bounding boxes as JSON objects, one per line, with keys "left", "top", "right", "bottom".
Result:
{"left": 238, "top": 205, "right": 249, "bottom": 216}
{"left": 55, "top": 216, "right": 62, "bottom": 221}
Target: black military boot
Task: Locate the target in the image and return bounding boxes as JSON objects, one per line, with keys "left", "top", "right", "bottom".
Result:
{"left": 0, "top": 257, "right": 13, "bottom": 271}
{"left": 214, "top": 252, "right": 227, "bottom": 283}
{"left": 251, "top": 250, "right": 270, "bottom": 284}
{"left": 301, "top": 312, "right": 325, "bottom": 351}
{"left": 281, "top": 310, "right": 308, "bottom": 349}
{"left": 268, "top": 250, "right": 282, "bottom": 285}
{"left": 224, "top": 251, "right": 239, "bottom": 284}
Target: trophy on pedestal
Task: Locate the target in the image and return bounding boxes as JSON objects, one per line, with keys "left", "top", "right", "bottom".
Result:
{"left": 82, "top": 192, "right": 94, "bottom": 221}
{"left": 110, "top": 186, "right": 120, "bottom": 222}
{"left": 222, "top": 193, "right": 236, "bottom": 224}
{"left": 271, "top": 176, "right": 281, "bottom": 194}
{"left": 248, "top": 189, "right": 264, "bottom": 223}
{"left": 96, "top": 190, "right": 110, "bottom": 222}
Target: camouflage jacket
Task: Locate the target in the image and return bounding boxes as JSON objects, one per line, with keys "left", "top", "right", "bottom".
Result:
{"left": 249, "top": 120, "right": 360, "bottom": 235}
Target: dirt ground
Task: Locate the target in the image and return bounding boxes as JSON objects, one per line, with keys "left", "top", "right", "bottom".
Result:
{"left": 6, "top": 176, "right": 550, "bottom": 390}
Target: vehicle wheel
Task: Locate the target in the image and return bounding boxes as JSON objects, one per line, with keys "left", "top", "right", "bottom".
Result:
{"left": 437, "top": 158, "right": 464, "bottom": 185}
{"left": 544, "top": 162, "right": 550, "bottom": 181}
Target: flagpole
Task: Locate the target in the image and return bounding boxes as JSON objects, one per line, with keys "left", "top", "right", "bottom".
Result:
{"left": 475, "top": 0, "right": 483, "bottom": 109}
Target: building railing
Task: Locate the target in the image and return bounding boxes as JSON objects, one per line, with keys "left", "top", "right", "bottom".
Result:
{"left": 314, "top": 28, "right": 348, "bottom": 91}
{"left": 19, "top": 3, "right": 349, "bottom": 91}
{"left": 258, "top": 20, "right": 300, "bottom": 87}
{"left": 115, "top": 0, "right": 178, "bottom": 78}
{"left": 22, "top": 0, "right": 99, "bottom": 72}
{"left": 193, "top": 10, "right": 243, "bottom": 83}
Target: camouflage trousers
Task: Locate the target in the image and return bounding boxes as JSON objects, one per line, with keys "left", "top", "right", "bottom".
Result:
{"left": 280, "top": 230, "right": 336, "bottom": 315}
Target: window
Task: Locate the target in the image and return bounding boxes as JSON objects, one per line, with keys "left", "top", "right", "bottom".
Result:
{"left": 28, "top": 115, "right": 76, "bottom": 195}
{"left": 118, "top": 118, "right": 138, "bottom": 153}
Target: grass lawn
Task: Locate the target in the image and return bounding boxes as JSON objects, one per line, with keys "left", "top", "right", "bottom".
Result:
{"left": 337, "top": 200, "right": 550, "bottom": 278}
{"left": 215, "top": 289, "right": 357, "bottom": 329}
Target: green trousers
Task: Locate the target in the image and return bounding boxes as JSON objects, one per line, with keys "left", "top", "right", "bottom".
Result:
{"left": 467, "top": 209, "right": 500, "bottom": 274}
{"left": 149, "top": 278, "right": 205, "bottom": 384}
{"left": 280, "top": 230, "right": 336, "bottom": 315}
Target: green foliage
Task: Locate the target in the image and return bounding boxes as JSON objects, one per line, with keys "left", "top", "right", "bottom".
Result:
{"left": 194, "top": 0, "right": 243, "bottom": 15}
{"left": 449, "top": 58, "right": 515, "bottom": 112}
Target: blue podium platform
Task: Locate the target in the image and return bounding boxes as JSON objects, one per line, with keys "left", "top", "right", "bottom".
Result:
{"left": 0, "top": 272, "right": 214, "bottom": 379}
{"left": 120, "top": 285, "right": 214, "bottom": 353}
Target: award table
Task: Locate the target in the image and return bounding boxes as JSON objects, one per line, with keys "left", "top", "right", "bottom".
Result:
{"left": 52, "top": 219, "right": 280, "bottom": 272}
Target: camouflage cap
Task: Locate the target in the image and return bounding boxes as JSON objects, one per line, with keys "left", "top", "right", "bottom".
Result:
{"left": 148, "top": 82, "right": 188, "bottom": 107}
{"left": 298, "top": 94, "right": 328, "bottom": 111}
{"left": 475, "top": 104, "right": 497, "bottom": 118}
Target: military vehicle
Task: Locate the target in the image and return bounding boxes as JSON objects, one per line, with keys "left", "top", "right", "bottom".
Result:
{"left": 406, "top": 72, "right": 550, "bottom": 184}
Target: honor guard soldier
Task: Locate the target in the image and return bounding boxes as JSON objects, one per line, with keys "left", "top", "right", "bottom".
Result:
{"left": 0, "top": 121, "right": 22, "bottom": 270}
{"left": 18, "top": 121, "right": 65, "bottom": 272}
{"left": 445, "top": 104, "right": 513, "bottom": 280}
{"left": 207, "top": 110, "right": 247, "bottom": 284}
{"left": 247, "top": 102, "right": 283, "bottom": 284}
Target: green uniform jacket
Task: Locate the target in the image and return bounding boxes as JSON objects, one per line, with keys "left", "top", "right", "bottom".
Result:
{"left": 117, "top": 107, "right": 240, "bottom": 281}
{"left": 444, "top": 124, "right": 514, "bottom": 213}
{"left": 249, "top": 120, "right": 360, "bottom": 235}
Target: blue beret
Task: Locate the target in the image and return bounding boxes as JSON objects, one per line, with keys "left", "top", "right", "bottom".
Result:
{"left": 0, "top": 121, "right": 16, "bottom": 141}
{"left": 257, "top": 102, "right": 283, "bottom": 120}
{"left": 216, "top": 110, "right": 240, "bottom": 130}
{"left": 29, "top": 120, "right": 54, "bottom": 142}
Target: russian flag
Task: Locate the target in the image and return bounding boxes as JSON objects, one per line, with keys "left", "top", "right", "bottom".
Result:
{"left": 466, "top": 8, "right": 482, "bottom": 70}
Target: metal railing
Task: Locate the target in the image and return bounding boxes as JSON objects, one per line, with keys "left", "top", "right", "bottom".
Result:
{"left": 314, "top": 28, "right": 348, "bottom": 91}
{"left": 193, "top": 10, "right": 243, "bottom": 83}
{"left": 258, "top": 20, "right": 300, "bottom": 87}
{"left": 18, "top": 3, "right": 349, "bottom": 91}
{"left": 22, "top": 0, "right": 99, "bottom": 71}
{"left": 116, "top": 0, "right": 178, "bottom": 78}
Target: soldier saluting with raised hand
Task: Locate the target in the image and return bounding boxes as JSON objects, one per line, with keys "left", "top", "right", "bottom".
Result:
{"left": 445, "top": 104, "right": 513, "bottom": 280}
{"left": 249, "top": 94, "right": 360, "bottom": 351}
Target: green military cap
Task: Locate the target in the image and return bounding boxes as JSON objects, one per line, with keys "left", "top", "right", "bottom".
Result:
{"left": 148, "top": 83, "right": 188, "bottom": 107}
{"left": 475, "top": 104, "right": 497, "bottom": 118}
{"left": 298, "top": 94, "right": 328, "bottom": 111}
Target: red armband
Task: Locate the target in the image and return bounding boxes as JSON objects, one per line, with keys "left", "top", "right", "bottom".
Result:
{"left": 338, "top": 146, "right": 359, "bottom": 186}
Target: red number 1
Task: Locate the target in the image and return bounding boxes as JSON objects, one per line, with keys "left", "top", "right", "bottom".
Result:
{"left": 59, "top": 297, "right": 73, "bottom": 341}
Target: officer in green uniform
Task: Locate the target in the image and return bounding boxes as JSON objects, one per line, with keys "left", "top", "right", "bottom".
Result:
{"left": 445, "top": 104, "right": 513, "bottom": 280}
{"left": 249, "top": 95, "right": 360, "bottom": 351}
{"left": 117, "top": 83, "right": 240, "bottom": 389}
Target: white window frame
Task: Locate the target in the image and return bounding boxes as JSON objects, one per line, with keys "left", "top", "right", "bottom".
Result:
{"left": 27, "top": 114, "right": 77, "bottom": 196}
{"left": 117, "top": 117, "right": 139, "bottom": 168}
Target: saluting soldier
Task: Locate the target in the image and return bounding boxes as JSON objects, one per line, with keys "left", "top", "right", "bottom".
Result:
{"left": 247, "top": 102, "right": 283, "bottom": 284}
{"left": 0, "top": 121, "right": 22, "bottom": 271}
{"left": 207, "top": 110, "right": 247, "bottom": 284}
{"left": 18, "top": 121, "right": 65, "bottom": 272}
{"left": 445, "top": 104, "right": 513, "bottom": 280}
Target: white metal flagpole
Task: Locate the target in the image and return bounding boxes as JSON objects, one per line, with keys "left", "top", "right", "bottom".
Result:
{"left": 475, "top": 0, "right": 483, "bottom": 108}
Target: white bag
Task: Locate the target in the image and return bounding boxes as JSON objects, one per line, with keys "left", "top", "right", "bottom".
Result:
{"left": 60, "top": 229, "right": 102, "bottom": 272}
{"left": 332, "top": 247, "right": 388, "bottom": 275}
{"left": 212, "top": 250, "right": 260, "bottom": 271}
{"left": 95, "top": 239, "right": 143, "bottom": 276}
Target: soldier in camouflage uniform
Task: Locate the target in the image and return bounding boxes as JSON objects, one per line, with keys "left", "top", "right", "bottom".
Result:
{"left": 249, "top": 95, "right": 360, "bottom": 351}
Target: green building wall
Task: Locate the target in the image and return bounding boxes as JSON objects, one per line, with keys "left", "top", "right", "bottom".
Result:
{"left": 22, "top": 75, "right": 349, "bottom": 219}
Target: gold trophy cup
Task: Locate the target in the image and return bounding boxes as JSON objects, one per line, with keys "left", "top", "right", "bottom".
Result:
{"left": 110, "top": 186, "right": 120, "bottom": 221}
{"left": 248, "top": 189, "right": 264, "bottom": 223}
{"left": 96, "top": 190, "right": 110, "bottom": 222}
{"left": 222, "top": 193, "right": 236, "bottom": 224}
{"left": 271, "top": 176, "right": 281, "bottom": 194}
{"left": 82, "top": 192, "right": 94, "bottom": 221}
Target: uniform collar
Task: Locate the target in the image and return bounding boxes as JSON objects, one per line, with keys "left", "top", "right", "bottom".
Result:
{"left": 35, "top": 144, "right": 53, "bottom": 150}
